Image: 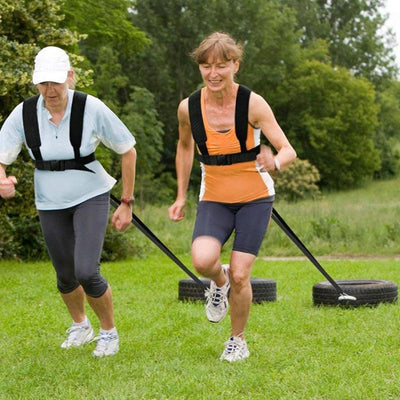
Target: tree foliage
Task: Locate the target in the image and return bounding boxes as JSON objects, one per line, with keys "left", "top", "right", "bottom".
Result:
{"left": 277, "top": 60, "right": 380, "bottom": 188}
{"left": 60, "top": 0, "right": 150, "bottom": 105}
{"left": 62, "top": 0, "right": 148, "bottom": 59}
{"left": 374, "top": 80, "right": 400, "bottom": 177}
{"left": 120, "top": 86, "right": 167, "bottom": 203}
{"left": 282, "top": 0, "right": 398, "bottom": 82}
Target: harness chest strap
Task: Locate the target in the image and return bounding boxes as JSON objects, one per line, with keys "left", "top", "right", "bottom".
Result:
{"left": 22, "top": 91, "right": 95, "bottom": 173}
{"left": 188, "top": 84, "right": 260, "bottom": 165}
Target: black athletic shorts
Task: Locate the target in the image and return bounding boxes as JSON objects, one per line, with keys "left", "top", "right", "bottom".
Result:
{"left": 192, "top": 199, "right": 274, "bottom": 256}
{"left": 39, "top": 191, "right": 109, "bottom": 297}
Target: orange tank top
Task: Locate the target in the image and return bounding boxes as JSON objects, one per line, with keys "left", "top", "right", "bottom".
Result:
{"left": 197, "top": 87, "right": 275, "bottom": 203}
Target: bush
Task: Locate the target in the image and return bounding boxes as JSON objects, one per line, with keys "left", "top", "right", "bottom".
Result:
{"left": 373, "top": 133, "right": 400, "bottom": 179}
{"left": 0, "top": 149, "right": 49, "bottom": 260}
{"left": 101, "top": 227, "right": 136, "bottom": 262}
{"left": 274, "top": 158, "right": 321, "bottom": 201}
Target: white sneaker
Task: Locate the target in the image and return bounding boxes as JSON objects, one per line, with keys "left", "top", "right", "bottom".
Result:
{"left": 205, "top": 264, "right": 230, "bottom": 323}
{"left": 61, "top": 323, "right": 94, "bottom": 349}
{"left": 92, "top": 330, "right": 119, "bottom": 358}
{"left": 220, "top": 336, "right": 250, "bottom": 362}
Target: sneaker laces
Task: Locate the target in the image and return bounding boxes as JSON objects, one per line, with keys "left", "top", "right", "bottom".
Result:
{"left": 224, "top": 335, "right": 245, "bottom": 354}
{"left": 205, "top": 286, "right": 226, "bottom": 306}
{"left": 93, "top": 332, "right": 118, "bottom": 352}
{"left": 64, "top": 325, "right": 89, "bottom": 346}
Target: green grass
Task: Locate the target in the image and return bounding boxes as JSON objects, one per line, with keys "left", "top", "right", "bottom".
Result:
{"left": 2, "top": 255, "right": 400, "bottom": 399}
{"left": 2, "top": 178, "right": 400, "bottom": 398}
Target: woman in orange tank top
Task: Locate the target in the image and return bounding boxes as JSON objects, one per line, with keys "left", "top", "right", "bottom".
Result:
{"left": 169, "top": 32, "right": 296, "bottom": 362}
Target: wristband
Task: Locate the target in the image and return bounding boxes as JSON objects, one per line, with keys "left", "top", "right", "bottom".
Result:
{"left": 274, "top": 157, "right": 281, "bottom": 171}
{"left": 120, "top": 196, "right": 135, "bottom": 206}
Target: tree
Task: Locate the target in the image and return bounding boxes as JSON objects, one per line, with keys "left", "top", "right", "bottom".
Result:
{"left": 281, "top": 0, "right": 399, "bottom": 182}
{"left": 277, "top": 60, "right": 380, "bottom": 188}
{"left": 62, "top": 0, "right": 148, "bottom": 57}
{"left": 282, "top": 0, "right": 398, "bottom": 83}
{"left": 374, "top": 80, "right": 400, "bottom": 177}
{"left": 119, "top": 86, "right": 167, "bottom": 203}
{"left": 60, "top": 0, "right": 149, "bottom": 106}
{"left": 376, "top": 80, "right": 400, "bottom": 140}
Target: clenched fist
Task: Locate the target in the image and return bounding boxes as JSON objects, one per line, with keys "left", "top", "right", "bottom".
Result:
{"left": 0, "top": 176, "right": 17, "bottom": 199}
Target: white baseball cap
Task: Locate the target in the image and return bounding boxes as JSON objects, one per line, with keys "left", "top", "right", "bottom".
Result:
{"left": 32, "top": 46, "right": 71, "bottom": 85}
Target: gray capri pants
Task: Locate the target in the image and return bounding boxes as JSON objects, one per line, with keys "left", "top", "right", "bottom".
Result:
{"left": 38, "top": 192, "right": 110, "bottom": 298}
{"left": 192, "top": 198, "right": 274, "bottom": 256}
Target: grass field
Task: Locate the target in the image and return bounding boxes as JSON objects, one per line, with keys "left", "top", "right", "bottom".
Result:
{"left": 1, "top": 255, "right": 400, "bottom": 399}
{"left": 1, "top": 178, "right": 400, "bottom": 399}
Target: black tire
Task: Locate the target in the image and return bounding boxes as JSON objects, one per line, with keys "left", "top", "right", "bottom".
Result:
{"left": 178, "top": 278, "right": 276, "bottom": 303}
{"left": 313, "top": 279, "right": 398, "bottom": 307}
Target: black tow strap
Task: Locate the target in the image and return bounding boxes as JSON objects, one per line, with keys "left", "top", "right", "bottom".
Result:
{"left": 109, "top": 194, "right": 206, "bottom": 289}
{"left": 271, "top": 208, "right": 348, "bottom": 297}
{"left": 22, "top": 91, "right": 95, "bottom": 173}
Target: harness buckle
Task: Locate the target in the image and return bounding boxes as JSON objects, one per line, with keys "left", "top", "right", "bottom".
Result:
{"left": 216, "top": 155, "right": 225, "bottom": 165}
{"left": 49, "top": 160, "right": 65, "bottom": 171}
{"left": 216, "top": 154, "right": 232, "bottom": 165}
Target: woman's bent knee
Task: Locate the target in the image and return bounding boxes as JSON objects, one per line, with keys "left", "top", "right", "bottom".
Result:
{"left": 192, "top": 236, "right": 221, "bottom": 274}
{"left": 192, "top": 260, "right": 215, "bottom": 275}
{"left": 192, "top": 252, "right": 220, "bottom": 275}
{"left": 75, "top": 271, "right": 108, "bottom": 298}
{"left": 57, "top": 279, "right": 80, "bottom": 294}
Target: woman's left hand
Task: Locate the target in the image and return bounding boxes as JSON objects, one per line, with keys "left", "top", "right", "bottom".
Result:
{"left": 111, "top": 204, "right": 132, "bottom": 231}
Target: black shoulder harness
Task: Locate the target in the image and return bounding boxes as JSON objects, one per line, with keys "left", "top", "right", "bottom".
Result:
{"left": 22, "top": 91, "right": 95, "bottom": 173}
{"left": 188, "top": 84, "right": 260, "bottom": 165}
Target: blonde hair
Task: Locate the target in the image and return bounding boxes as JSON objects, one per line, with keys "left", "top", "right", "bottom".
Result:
{"left": 191, "top": 32, "right": 243, "bottom": 64}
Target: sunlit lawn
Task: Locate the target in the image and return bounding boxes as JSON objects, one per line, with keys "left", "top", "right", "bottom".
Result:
{"left": 1, "top": 255, "right": 400, "bottom": 399}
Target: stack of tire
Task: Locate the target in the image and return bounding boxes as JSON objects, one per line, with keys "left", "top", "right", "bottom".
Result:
{"left": 178, "top": 278, "right": 277, "bottom": 303}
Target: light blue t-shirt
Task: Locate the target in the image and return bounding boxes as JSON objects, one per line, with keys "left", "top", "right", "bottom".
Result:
{"left": 0, "top": 89, "right": 135, "bottom": 210}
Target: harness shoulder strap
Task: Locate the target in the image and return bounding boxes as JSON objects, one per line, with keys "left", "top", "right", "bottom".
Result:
{"left": 22, "top": 94, "right": 42, "bottom": 161}
{"left": 188, "top": 89, "right": 209, "bottom": 155}
{"left": 22, "top": 91, "right": 95, "bottom": 173}
{"left": 188, "top": 84, "right": 258, "bottom": 165}
{"left": 70, "top": 91, "right": 87, "bottom": 159}
{"left": 235, "top": 85, "right": 251, "bottom": 152}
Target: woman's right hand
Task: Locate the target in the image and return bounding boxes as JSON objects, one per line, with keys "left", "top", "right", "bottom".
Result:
{"left": 168, "top": 199, "right": 186, "bottom": 222}
{"left": 0, "top": 176, "right": 17, "bottom": 199}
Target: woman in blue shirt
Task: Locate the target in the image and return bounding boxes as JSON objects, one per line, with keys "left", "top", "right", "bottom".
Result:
{"left": 0, "top": 46, "right": 136, "bottom": 358}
